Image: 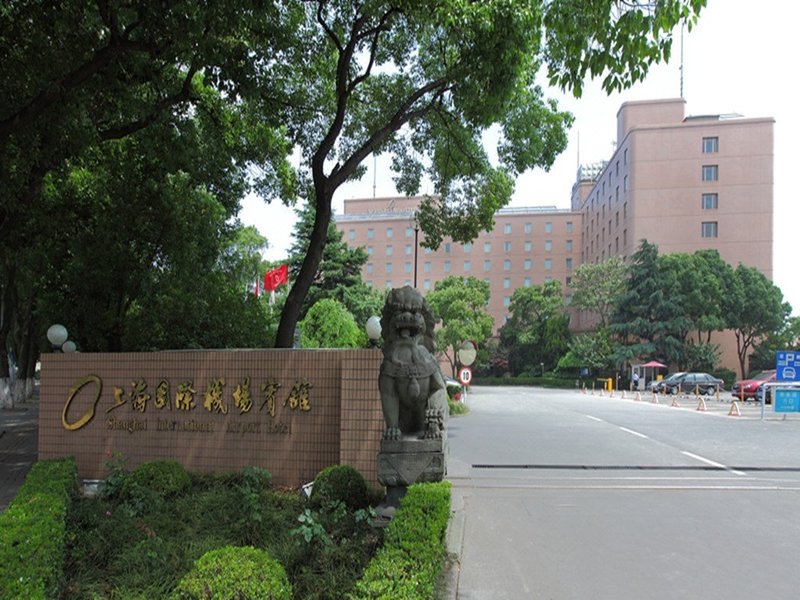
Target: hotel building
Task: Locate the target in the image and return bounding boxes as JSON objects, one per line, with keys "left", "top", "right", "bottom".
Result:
{"left": 334, "top": 98, "right": 774, "bottom": 367}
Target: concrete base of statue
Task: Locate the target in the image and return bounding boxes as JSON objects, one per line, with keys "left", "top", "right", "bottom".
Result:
{"left": 373, "top": 437, "right": 447, "bottom": 526}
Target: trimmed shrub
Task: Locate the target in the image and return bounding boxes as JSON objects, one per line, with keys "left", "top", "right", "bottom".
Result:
{"left": 0, "top": 458, "right": 78, "bottom": 599}
{"left": 351, "top": 481, "right": 451, "bottom": 600}
{"left": 123, "top": 460, "right": 191, "bottom": 499}
{"left": 309, "top": 465, "right": 368, "bottom": 511}
{"left": 171, "top": 545, "right": 292, "bottom": 600}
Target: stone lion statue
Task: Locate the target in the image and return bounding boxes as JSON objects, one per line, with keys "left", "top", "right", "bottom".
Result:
{"left": 378, "top": 286, "right": 448, "bottom": 440}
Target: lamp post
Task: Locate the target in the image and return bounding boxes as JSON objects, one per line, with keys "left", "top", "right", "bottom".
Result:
{"left": 409, "top": 212, "right": 419, "bottom": 288}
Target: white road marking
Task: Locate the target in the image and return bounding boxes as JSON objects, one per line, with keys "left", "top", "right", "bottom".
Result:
{"left": 619, "top": 426, "right": 650, "bottom": 439}
{"left": 586, "top": 415, "right": 604, "bottom": 423}
{"left": 682, "top": 451, "right": 747, "bottom": 476}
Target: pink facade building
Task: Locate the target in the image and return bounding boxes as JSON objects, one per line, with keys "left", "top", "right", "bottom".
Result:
{"left": 334, "top": 99, "right": 774, "bottom": 369}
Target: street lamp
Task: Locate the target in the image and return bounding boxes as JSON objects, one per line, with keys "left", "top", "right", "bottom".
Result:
{"left": 47, "top": 324, "right": 68, "bottom": 352}
{"left": 366, "top": 315, "right": 382, "bottom": 348}
{"left": 409, "top": 212, "right": 419, "bottom": 288}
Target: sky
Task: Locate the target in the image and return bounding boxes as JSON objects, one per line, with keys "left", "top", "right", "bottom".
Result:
{"left": 239, "top": 0, "right": 800, "bottom": 314}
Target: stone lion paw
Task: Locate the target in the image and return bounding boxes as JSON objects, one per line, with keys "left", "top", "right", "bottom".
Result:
{"left": 383, "top": 427, "right": 401, "bottom": 440}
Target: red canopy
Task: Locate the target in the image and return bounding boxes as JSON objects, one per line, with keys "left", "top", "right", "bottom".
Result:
{"left": 641, "top": 360, "right": 667, "bottom": 368}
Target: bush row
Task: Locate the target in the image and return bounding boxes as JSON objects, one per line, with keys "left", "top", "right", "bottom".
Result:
{"left": 351, "top": 481, "right": 452, "bottom": 599}
{"left": 473, "top": 375, "right": 580, "bottom": 389}
{"left": 0, "top": 457, "right": 77, "bottom": 599}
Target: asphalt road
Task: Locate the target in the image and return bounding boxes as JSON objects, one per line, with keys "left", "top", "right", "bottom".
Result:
{"left": 447, "top": 386, "right": 800, "bottom": 600}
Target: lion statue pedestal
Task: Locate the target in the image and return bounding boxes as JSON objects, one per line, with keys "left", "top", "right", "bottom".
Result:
{"left": 374, "top": 286, "right": 448, "bottom": 522}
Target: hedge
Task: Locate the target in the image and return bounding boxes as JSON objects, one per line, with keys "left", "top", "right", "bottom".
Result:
{"left": 351, "top": 481, "right": 451, "bottom": 599}
{"left": 0, "top": 457, "right": 78, "bottom": 599}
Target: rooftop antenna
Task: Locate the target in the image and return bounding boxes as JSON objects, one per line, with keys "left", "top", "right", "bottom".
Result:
{"left": 679, "top": 23, "right": 685, "bottom": 98}
{"left": 372, "top": 154, "right": 377, "bottom": 198}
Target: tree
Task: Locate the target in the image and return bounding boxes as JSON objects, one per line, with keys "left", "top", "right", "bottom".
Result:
{"left": 499, "top": 281, "right": 571, "bottom": 375}
{"left": 273, "top": 0, "right": 705, "bottom": 347}
{"left": 570, "top": 257, "right": 626, "bottom": 328}
{"left": 610, "top": 241, "right": 692, "bottom": 366}
{"left": 559, "top": 328, "right": 616, "bottom": 373}
{"left": 288, "top": 201, "right": 384, "bottom": 325}
{"left": 299, "top": 298, "right": 364, "bottom": 349}
{"left": 425, "top": 276, "right": 494, "bottom": 377}
{"left": 749, "top": 316, "right": 800, "bottom": 374}
{"left": 725, "top": 264, "right": 790, "bottom": 378}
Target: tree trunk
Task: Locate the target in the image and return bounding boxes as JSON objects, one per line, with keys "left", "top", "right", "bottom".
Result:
{"left": 275, "top": 188, "right": 332, "bottom": 348}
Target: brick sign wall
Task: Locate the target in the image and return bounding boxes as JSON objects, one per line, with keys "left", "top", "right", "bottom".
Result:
{"left": 38, "top": 349, "right": 384, "bottom": 488}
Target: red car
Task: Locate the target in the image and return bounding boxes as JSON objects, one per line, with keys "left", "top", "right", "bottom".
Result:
{"left": 731, "top": 370, "right": 776, "bottom": 401}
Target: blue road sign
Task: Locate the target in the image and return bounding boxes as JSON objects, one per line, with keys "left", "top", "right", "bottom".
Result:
{"left": 776, "top": 351, "right": 800, "bottom": 382}
{"left": 774, "top": 389, "right": 800, "bottom": 413}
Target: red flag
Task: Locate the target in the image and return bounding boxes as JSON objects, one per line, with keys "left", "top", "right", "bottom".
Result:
{"left": 264, "top": 264, "right": 289, "bottom": 292}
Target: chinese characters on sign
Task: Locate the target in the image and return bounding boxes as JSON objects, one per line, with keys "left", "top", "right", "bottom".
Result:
{"left": 62, "top": 374, "right": 314, "bottom": 433}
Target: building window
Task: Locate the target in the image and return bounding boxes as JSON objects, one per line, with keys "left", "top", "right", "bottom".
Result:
{"left": 503, "top": 297, "right": 511, "bottom": 307}
{"left": 348, "top": 229, "right": 355, "bottom": 240}
{"left": 524, "top": 222, "right": 532, "bottom": 234}
{"left": 504, "top": 223, "right": 512, "bottom": 234}
{"left": 624, "top": 148, "right": 628, "bottom": 164}
{"left": 484, "top": 241, "right": 491, "bottom": 253}
{"left": 615, "top": 237, "right": 619, "bottom": 253}
{"left": 386, "top": 227, "right": 395, "bottom": 238}
{"left": 524, "top": 277, "right": 531, "bottom": 287}
{"left": 623, "top": 229, "right": 627, "bottom": 246}
{"left": 703, "top": 137, "right": 719, "bottom": 153}
{"left": 566, "top": 221, "right": 573, "bottom": 233}
{"left": 524, "top": 241, "right": 532, "bottom": 252}
{"left": 503, "top": 278, "right": 511, "bottom": 289}
{"left": 702, "top": 165, "right": 719, "bottom": 181}
{"left": 367, "top": 263, "right": 373, "bottom": 273}
{"left": 464, "top": 242, "right": 472, "bottom": 253}
{"left": 566, "top": 258, "right": 573, "bottom": 270}
{"left": 367, "top": 246, "right": 373, "bottom": 255}
{"left": 424, "top": 279, "right": 431, "bottom": 290}
{"left": 545, "top": 276, "right": 552, "bottom": 283}
{"left": 624, "top": 175, "right": 628, "bottom": 192}
{"left": 623, "top": 202, "right": 627, "bottom": 218}
{"left": 464, "top": 260, "right": 471, "bottom": 272}
{"left": 566, "top": 276, "right": 572, "bottom": 286}
{"left": 701, "top": 222, "right": 718, "bottom": 238}
{"left": 544, "top": 258, "right": 552, "bottom": 270}
{"left": 367, "top": 228, "right": 374, "bottom": 239}
{"left": 385, "top": 281, "right": 392, "bottom": 289}
{"left": 524, "top": 258, "right": 532, "bottom": 270}
{"left": 504, "top": 259, "right": 511, "bottom": 271}
{"left": 404, "top": 262, "right": 412, "bottom": 273}
{"left": 544, "top": 240, "right": 552, "bottom": 252}
{"left": 387, "top": 245, "right": 395, "bottom": 256}
{"left": 484, "top": 260, "right": 491, "bottom": 271}
{"left": 565, "top": 294, "right": 572, "bottom": 306}
{"left": 545, "top": 222, "right": 553, "bottom": 233}
{"left": 386, "top": 263, "right": 393, "bottom": 273}
{"left": 406, "top": 227, "right": 413, "bottom": 237}
{"left": 444, "top": 242, "right": 451, "bottom": 253}
{"left": 504, "top": 241, "right": 512, "bottom": 252}
{"left": 702, "top": 193, "right": 719, "bottom": 209}
{"left": 424, "top": 261, "right": 431, "bottom": 273}
{"left": 566, "top": 240, "right": 573, "bottom": 252}
{"left": 444, "top": 260, "right": 451, "bottom": 272}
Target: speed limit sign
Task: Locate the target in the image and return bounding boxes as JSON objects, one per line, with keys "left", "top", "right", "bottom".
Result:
{"left": 458, "top": 367, "right": 473, "bottom": 385}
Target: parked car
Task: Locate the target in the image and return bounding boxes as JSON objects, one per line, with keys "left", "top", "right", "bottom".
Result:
{"left": 732, "top": 370, "right": 776, "bottom": 401}
{"left": 662, "top": 372, "right": 724, "bottom": 395}
{"left": 651, "top": 372, "right": 686, "bottom": 393}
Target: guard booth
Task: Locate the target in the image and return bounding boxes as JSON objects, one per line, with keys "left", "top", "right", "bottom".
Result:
{"left": 631, "top": 360, "right": 667, "bottom": 391}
